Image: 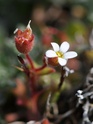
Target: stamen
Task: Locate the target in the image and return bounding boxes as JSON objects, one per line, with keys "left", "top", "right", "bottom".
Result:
{"left": 56, "top": 51, "right": 63, "bottom": 58}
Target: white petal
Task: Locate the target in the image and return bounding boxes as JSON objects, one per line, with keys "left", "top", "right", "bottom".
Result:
{"left": 14, "top": 28, "right": 18, "bottom": 34}
{"left": 27, "top": 20, "right": 31, "bottom": 29}
{"left": 51, "top": 42, "right": 59, "bottom": 52}
{"left": 58, "top": 58, "right": 67, "bottom": 66}
{"left": 45, "top": 50, "right": 57, "bottom": 58}
{"left": 64, "top": 51, "right": 77, "bottom": 59}
{"left": 27, "top": 121, "right": 35, "bottom": 124}
{"left": 60, "top": 41, "right": 70, "bottom": 53}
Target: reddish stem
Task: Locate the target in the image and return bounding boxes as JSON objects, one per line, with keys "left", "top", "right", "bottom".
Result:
{"left": 25, "top": 54, "right": 37, "bottom": 94}
{"left": 29, "top": 76, "right": 37, "bottom": 94}
{"left": 58, "top": 67, "right": 66, "bottom": 90}
{"left": 25, "top": 54, "right": 34, "bottom": 69}
{"left": 35, "top": 63, "right": 47, "bottom": 72}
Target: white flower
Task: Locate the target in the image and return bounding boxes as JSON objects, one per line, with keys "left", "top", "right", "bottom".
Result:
{"left": 45, "top": 41, "right": 78, "bottom": 66}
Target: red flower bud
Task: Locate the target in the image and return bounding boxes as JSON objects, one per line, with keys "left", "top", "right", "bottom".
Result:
{"left": 14, "top": 20, "right": 34, "bottom": 54}
{"left": 45, "top": 57, "right": 59, "bottom": 66}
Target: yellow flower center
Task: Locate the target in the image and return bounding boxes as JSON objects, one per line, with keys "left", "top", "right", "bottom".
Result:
{"left": 56, "top": 51, "right": 63, "bottom": 58}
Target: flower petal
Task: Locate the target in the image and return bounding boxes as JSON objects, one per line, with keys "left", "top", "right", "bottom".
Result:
{"left": 45, "top": 50, "right": 57, "bottom": 58}
{"left": 60, "top": 41, "right": 70, "bottom": 53}
{"left": 58, "top": 58, "right": 67, "bottom": 66}
{"left": 51, "top": 42, "right": 59, "bottom": 52}
{"left": 64, "top": 51, "right": 78, "bottom": 59}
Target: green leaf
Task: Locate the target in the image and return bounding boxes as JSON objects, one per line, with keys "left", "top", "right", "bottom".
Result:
{"left": 37, "top": 67, "right": 55, "bottom": 76}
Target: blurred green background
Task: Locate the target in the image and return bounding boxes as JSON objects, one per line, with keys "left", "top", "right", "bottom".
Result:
{"left": 1, "top": 0, "right": 93, "bottom": 123}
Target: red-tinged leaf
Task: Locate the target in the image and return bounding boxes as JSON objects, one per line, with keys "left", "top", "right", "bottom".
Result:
{"left": 36, "top": 67, "right": 55, "bottom": 76}
{"left": 17, "top": 56, "right": 25, "bottom": 65}
{"left": 17, "top": 56, "right": 29, "bottom": 74}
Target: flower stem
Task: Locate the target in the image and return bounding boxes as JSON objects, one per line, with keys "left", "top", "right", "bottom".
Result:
{"left": 25, "top": 53, "right": 34, "bottom": 69}
{"left": 58, "top": 67, "right": 66, "bottom": 90}
{"left": 25, "top": 54, "right": 37, "bottom": 94}
{"left": 35, "top": 63, "right": 47, "bottom": 72}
